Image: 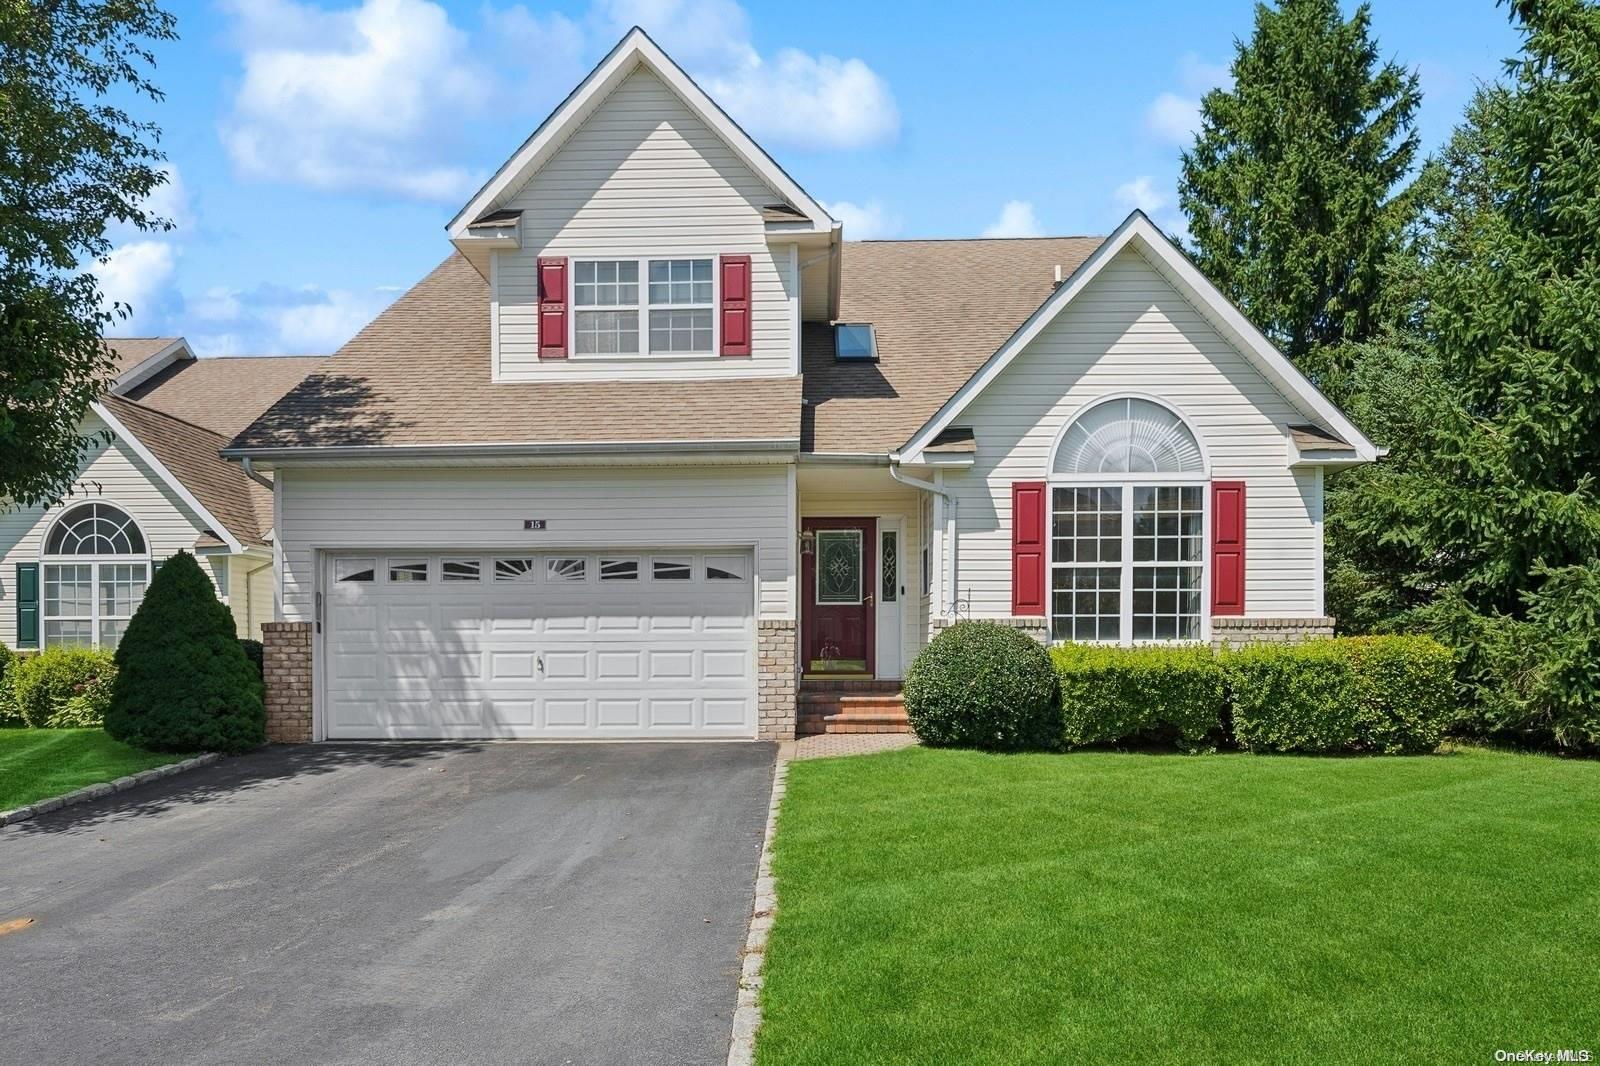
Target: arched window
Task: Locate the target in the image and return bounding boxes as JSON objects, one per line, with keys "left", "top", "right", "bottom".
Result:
{"left": 41, "top": 502, "right": 149, "bottom": 649}
{"left": 1049, "top": 399, "right": 1207, "bottom": 645}
{"left": 1052, "top": 397, "right": 1205, "bottom": 475}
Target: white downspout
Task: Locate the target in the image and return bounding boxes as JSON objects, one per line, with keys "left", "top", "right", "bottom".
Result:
{"left": 889, "top": 461, "right": 958, "bottom": 618}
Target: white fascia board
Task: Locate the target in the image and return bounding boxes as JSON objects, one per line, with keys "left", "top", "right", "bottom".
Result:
{"left": 90, "top": 401, "right": 248, "bottom": 555}
{"left": 110, "top": 337, "right": 193, "bottom": 395}
{"left": 447, "top": 27, "right": 834, "bottom": 239}
{"left": 896, "top": 211, "right": 1379, "bottom": 465}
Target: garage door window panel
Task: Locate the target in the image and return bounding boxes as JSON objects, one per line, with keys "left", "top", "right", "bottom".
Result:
{"left": 548, "top": 557, "right": 587, "bottom": 582}
{"left": 442, "top": 558, "right": 482, "bottom": 582}
{"left": 600, "top": 558, "right": 639, "bottom": 581}
{"left": 337, "top": 558, "right": 376, "bottom": 583}
{"left": 388, "top": 559, "right": 429, "bottom": 582}
{"left": 494, "top": 558, "right": 538, "bottom": 582}
{"left": 652, "top": 558, "right": 692, "bottom": 581}
{"left": 706, "top": 555, "right": 748, "bottom": 581}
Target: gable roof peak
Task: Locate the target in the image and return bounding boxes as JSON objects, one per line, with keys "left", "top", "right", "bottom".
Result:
{"left": 447, "top": 26, "right": 835, "bottom": 239}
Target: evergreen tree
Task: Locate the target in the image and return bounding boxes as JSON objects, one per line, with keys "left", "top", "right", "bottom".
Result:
{"left": 105, "top": 553, "right": 264, "bottom": 754}
{"left": 1179, "top": 0, "right": 1421, "bottom": 364}
{"left": 1330, "top": 0, "right": 1600, "bottom": 750}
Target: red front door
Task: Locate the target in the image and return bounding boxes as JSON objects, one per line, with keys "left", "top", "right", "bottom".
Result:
{"left": 801, "top": 517, "right": 876, "bottom": 675}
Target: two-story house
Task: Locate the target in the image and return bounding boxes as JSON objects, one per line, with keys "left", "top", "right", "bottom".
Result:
{"left": 223, "top": 28, "right": 1376, "bottom": 743}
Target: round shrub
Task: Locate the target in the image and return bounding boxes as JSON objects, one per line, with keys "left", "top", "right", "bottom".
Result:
{"left": 904, "top": 621, "right": 1059, "bottom": 751}
{"left": 0, "top": 640, "right": 13, "bottom": 684}
{"left": 0, "top": 645, "right": 117, "bottom": 728}
{"left": 104, "top": 552, "right": 265, "bottom": 754}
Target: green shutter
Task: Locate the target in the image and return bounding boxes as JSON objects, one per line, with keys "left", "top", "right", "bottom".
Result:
{"left": 15, "top": 563, "right": 39, "bottom": 649}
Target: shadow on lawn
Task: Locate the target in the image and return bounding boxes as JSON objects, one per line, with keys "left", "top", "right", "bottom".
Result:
{"left": 3, "top": 742, "right": 481, "bottom": 837}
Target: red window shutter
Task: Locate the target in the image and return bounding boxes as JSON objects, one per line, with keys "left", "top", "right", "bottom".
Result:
{"left": 719, "top": 254, "right": 751, "bottom": 356}
{"left": 1211, "top": 480, "right": 1246, "bottom": 616}
{"left": 538, "top": 257, "right": 567, "bottom": 359}
{"left": 1011, "top": 481, "right": 1047, "bottom": 616}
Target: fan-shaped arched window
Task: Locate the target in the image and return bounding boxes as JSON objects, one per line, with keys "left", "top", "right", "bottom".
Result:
{"left": 1049, "top": 399, "right": 1207, "bottom": 645}
{"left": 1052, "top": 398, "right": 1205, "bottom": 476}
{"left": 41, "top": 502, "right": 149, "bottom": 649}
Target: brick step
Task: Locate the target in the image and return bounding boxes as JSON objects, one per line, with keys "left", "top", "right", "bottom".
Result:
{"left": 796, "top": 706, "right": 913, "bottom": 736}
{"left": 798, "top": 694, "right": 906, "bottom": 710}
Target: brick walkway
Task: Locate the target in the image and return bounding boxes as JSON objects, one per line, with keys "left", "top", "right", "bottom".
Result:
{"left": 782, "top": 733, "right": 920, "bottom": 761}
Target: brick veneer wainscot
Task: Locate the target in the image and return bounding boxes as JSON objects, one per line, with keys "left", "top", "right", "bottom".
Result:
{"left": 933, "top": 615, "right": 1337, "bottom": 648}
{"left": 757, "top": 620, "right": 797, "bottom": 741}
{"left": 262, "top": 621, "right": 313, "bottom": 743}
{"left": 1210, "top": 616, "right": 1335, "bottom": 648}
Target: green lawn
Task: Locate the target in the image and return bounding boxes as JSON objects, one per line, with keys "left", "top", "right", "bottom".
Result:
{"left": 0, "top": 728, "right": 189, "bottom": 811}
{"left": 757, "top": 746, "right": 1600, "bottom": 1065}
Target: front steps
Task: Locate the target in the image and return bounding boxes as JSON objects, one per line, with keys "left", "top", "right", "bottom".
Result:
{"left": 796, "top": 680, "right": 913, "bottom": 736}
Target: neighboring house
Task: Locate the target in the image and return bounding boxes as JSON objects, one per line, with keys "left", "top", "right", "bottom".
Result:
{"left": 223, "top": 28, "right": 1376, "bottom": 744}
{"left": 0, "top": 338, "right": 325, "bottom": 650}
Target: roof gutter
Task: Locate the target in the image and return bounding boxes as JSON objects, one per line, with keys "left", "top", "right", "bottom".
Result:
{"left": 221, "top": 438, "right": 801, "bottom": 462}
{"left": 240, "top": 456, "right": 274, "bottom": 491}
{"left": 890, "top": 461, "right": 958, "bottom": 618}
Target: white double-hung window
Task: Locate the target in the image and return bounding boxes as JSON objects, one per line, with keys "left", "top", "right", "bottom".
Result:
{"left": 572, "top": 257, "right": 715, "bottom": 356}
{"left": 1049, "top": 397, "right": 1208, "bottom": 644}
{"left": 40, "top": 502, "right": 150, "bottom": 649}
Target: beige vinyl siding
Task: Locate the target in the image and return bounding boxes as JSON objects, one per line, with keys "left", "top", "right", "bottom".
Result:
{"left": 799, "top": 478, "right": 929, "bottom": 672}
{"left": 496, "top": 66, "right": 794, "bottom": 381}
{"left": 275, "top": 463, "right": 796, "bottom": 625}
{"left": 950, "top": 245, "right": 1322, "bottom": 621}
{"left": 227, "top": 554, "right": 274, "bottom": 640}
{"left": 0, "top": 412, "right": 217, "bottom": 648}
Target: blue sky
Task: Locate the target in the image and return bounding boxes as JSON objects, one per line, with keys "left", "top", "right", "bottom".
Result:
{"left": 102, "top": 0, "right": 1523, "bottom": 355}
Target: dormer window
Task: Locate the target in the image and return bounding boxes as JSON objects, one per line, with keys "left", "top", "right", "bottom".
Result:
{"left": 571, "top": 256, "right": 716, "bottom": 357}
{"left": 835, "top": 323, "right": 877, "bottom": 362}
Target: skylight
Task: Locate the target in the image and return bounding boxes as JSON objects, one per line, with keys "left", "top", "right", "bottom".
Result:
{"left": 835, "top": 323, "right": 877, "bottom": 362}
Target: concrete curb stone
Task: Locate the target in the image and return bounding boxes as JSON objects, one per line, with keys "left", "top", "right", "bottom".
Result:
{"left": 0, "top": 752, "right": 221, "bottom": 828}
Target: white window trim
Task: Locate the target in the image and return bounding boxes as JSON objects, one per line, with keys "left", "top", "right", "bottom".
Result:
{"left": 38, "top": 500, "right": 151, "bottom": 650}
{"left": 570, "top": 254, "right": 720, "bottom": 359}
{"left": 1048, "top": 482, "right": 1209, "bottom": 646}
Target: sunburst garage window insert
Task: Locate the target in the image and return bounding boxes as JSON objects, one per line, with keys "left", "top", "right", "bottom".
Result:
{"left": 573, "top": 258, "right": 715, "bottom": 356}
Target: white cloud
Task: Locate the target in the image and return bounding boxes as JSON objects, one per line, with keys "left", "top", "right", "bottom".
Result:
{"left": 591, "top": 0, "right": 898, "bottom": 150}
{"left": 188, "top": 282, "right": 399, "bottom": 354}
{"left": 1114, "top": 176, "right": 1170, "bottom": 217}
{"left": 703, "top": 50, "right": 898, "bottom": 151}
{"left": 824, "top": 199, "right": 898, "bottom": 240}
{"left": 1145, "top": 53, "right": 1232, "bottom": 146}
{"left": 981, "top": 200, "right": 1042, "bottom": 239}
{"left": 97, "top": 241, "right": 178, "bottom": 332}
{"left": 1146, "top": 92, "right": 1203, "bottom": 145}
{"left": 594, "top": 0, "right": 756, "bottom": 72}
{"left": 220, "top": 0, "right": 490, "bottom": 200}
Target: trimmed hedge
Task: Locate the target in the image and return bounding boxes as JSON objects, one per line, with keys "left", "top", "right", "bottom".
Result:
{"left": 1052, "top": 643, "right": 1226, "bottom": 750}
{"left": 0, "top": 646, "right": 118, "bottom": 728}
{"left": 1224, "top": 637, "right": 1454, "bottom": 754}
{"left": 905, "top": 621, "right": 1060, "bottom": 751}
{"left": 105, "top": 552, "right": 265, "bottom": 754}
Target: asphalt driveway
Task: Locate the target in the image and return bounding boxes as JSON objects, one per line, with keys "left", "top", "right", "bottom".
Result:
{"left": 0, "top": 742, "right": 774, "bottom": 1066}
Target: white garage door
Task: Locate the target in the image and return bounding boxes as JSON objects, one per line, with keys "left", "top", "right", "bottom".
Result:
{"left": 323, "top": 550, "right": 757, "bottom": 739}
